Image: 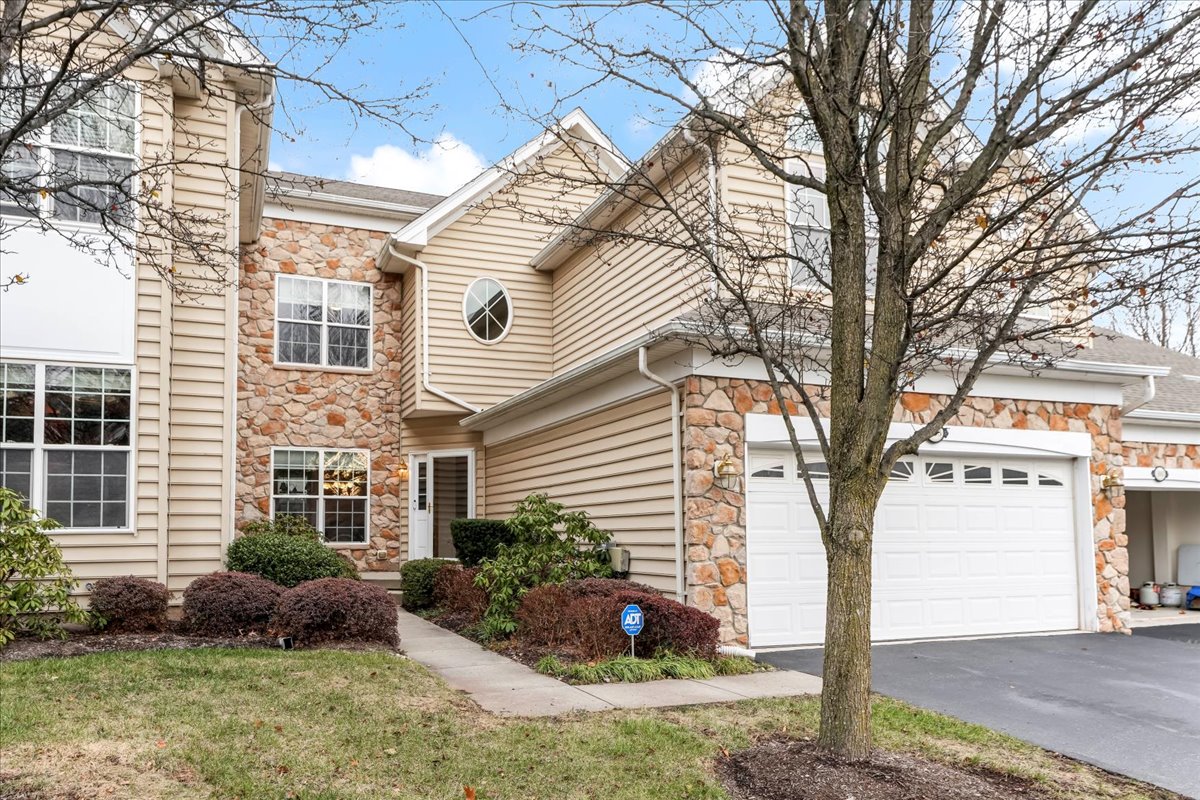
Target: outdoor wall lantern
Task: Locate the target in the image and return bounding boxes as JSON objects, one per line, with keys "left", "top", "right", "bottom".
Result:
{"left": 1101, "top": 469, "right": 1124, "bottom": 491}
{"left": 395, "top": 461, "right": 410, "bottom": 483}
{"left": 713, "top": 454, "right": 739, "bottom": 479}
{"left": 1151, "top": 466, "right": 1169, "bottom": 483}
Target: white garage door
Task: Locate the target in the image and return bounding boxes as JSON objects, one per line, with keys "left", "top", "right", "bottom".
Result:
{"left": 746, "top": 450, "right": 1081, "bottom": 647}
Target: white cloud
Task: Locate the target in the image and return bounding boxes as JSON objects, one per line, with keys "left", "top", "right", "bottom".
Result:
{"left": 267, "top": 160, "right": 282, "bottom": 172}
{"left": 346, "top": 133, "right": 487, "bottom": 195}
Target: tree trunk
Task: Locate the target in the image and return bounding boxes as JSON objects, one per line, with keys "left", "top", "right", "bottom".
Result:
{"left": 817, "top": 486, "right": 875, "bottom": 761}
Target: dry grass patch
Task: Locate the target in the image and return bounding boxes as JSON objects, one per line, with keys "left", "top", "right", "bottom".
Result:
{"left": 0, "top": 649, "right": 1180, "bottom": 800}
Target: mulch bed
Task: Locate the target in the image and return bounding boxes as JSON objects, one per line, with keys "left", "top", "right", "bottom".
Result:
{"left": 718, "top": 738, "right": 1053, "bottom": 800}
{"left": 1, "top": 623, "right": 401, "bottom": 663}
{"left": 0, "top": 628, "right": 275, "bottom": 662}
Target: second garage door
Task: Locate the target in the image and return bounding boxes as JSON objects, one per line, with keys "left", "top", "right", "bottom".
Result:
{"left": 746, "top": 450, "right": 1081, "bottom": 647}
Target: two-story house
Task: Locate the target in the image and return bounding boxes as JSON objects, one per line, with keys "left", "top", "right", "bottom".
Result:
{"left": 4, "top": 47, "right": 1198, "bottom": 647}
{"left": 232, "top": 109, "right": 1199, "bottom": 648}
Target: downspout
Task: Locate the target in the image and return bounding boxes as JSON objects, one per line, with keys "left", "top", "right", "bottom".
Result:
{"left": 387, "top": 243, "right": 481, "bottom": 414}
{"left": 1120, "top": 374, "right": 1156, "bottom": 416}
{"left": 639, "top": 346, "right": 685, "bottom": 604}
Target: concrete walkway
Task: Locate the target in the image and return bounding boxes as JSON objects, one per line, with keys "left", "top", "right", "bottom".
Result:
{"left": 397, "top": 610, "right": 822, "bottom": 716}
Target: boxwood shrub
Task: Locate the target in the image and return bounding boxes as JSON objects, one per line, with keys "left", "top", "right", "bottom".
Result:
{"left": 399, "top": 558, "right": 446, "bottom": 610}
{"left": 89, "top": 576, "right": 170, "bottom": 633}
{"left": 449, "top": 518, "right": 515, "bottom": 567}
{"left": 226, "top": 532, "right": 357, "bottom": 588}
{"left": 182, "top": 571, "right": 282, "bottom": 637}
{"left": 273, "top": 578, "right": 398, "bottom": 647}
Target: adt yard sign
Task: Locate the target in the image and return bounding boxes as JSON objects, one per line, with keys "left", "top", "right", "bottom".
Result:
{"left": 621, "top": 603, "right": 644, "bottom": 657}
{"left": 621, "top": 604, "right": 644, "bottom": 635}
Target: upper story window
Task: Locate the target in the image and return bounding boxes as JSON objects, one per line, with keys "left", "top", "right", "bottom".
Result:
{"left": 462, "top": 277, "right": 512, "bottom": 344}
{"left": 275, "top": 276, "right": 372, "bottom": 370}
{"left": 0, "top": 361, "right": 133, "bottom": 530}
{"left": 0, "top": 80, "right": 136, "bottom": 223}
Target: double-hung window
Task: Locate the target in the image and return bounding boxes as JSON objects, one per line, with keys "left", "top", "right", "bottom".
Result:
{"left": 275, "top": 276, "right": 372, "bottom": 369}
{"left": 0, "top": 362, "right": 133, "bottom": 529}
{"left": 271, "top": 448, "right": 369, "bottom": 544}
{"left": 0, "top": 79, "right": 136, "bottom": 223}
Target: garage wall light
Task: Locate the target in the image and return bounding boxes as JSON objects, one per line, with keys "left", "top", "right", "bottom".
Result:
{"left": 1151, "top": 466, "right": 1169, "bottom": 483}
{"left": 1101, "top": 469, "right": 1124, "bottom": 491}
{"left": 713, "top": 454, "right": 739, "bottom": 479}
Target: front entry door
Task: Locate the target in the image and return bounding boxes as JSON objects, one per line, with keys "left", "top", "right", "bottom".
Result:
{"left": 408, "top": 450, "right": 474, "bottom": 560}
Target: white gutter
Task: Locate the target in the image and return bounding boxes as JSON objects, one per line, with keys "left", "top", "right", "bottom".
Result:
{"left": 638, "top": 346, "right": 685, "bottom": 604}
{"left": 1125, "top": 407, "right": 1200, "bottom": 424}
{"left": 1120, "top": 374, "right": 1157, "bottom": 416}
{"left": 387, "top": 244, "right": 481, "bottom": 414}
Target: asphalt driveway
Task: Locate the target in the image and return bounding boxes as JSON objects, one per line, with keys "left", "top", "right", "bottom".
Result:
{"left": 761, "top": 623, "right": 1200, "bottom": 798}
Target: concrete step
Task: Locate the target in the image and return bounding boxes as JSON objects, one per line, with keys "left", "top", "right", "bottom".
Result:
{"left": 361, "top": 571, "right": 402, "bottom": 592}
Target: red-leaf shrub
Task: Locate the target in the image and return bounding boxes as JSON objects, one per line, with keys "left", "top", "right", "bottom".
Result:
{"left": 565, "top": 577, "right": 659, "bottom": 599}
{"left": 613, "top": 591, "right": 719, "bottom": 658}
{"left": 90, "top": 576, "right": 169, "bottom": 633}
{"left": 514, "top": 585, "right": 575, "bottom": 647}
{"left": 273, "top": 578, "right": 398, "bottom": 647}
{"left": 182, "top": 571, "right": 281, "bottom": 637}
{"left": 433, "top": 564, "right": 487, "bottom": 630}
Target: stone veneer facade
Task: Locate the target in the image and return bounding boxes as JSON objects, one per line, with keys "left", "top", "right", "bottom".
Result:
{"left": 236, "top": 218, "right": 405, "bottom": 572}
{"left": 1123, "top": 441, "right": 1200, "bottom": 471}
{"left": 682, "top": 376, "right": 1130, "bottom": 646}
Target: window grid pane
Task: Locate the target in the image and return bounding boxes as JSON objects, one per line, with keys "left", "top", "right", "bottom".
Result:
{"left": 44, "top": 449, "right": 127, "bottom": 529}
{"left": 276, "top": 278, "right": 372, "bottom": 367}
{"left": 1, "top": 362, "right": 36, "bottom": 443}
{"left": 42, "top": 366, "right": 132, "bottom": 446}
{"left": 272, "top": 449, "right": 368, "bottom": 545}
{"left": 0, "top": 448, "right": 34, "bottom": 500}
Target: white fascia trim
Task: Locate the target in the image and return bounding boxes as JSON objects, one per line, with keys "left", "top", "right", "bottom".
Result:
{"left": 1123, "top": 420, "right": 1200, "bottom": 446}
{"left": 461, "top": 323, "right": 691, "bottom": 431}
{"left": 746, "top": 414, "right": 1094, "bottom": 458}
{"left": 263, "top": 199, "right": 422, "bottom": 232}
{"left": 267, "top": 189, "right": 432, "bottom": 219}
{"left": 1126, "top": 409, "right": 1200, "bottom": 425}
{"left": 1125, "top": 466, "right": 1200, "bottom": 490}
{"left": 478, "top": 352, "right": 691, "bottom": 446}
{"left": 381, "top": 108, "right": 627, "bottom": 267}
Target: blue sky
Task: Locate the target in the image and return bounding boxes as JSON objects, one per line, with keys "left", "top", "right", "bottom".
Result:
{"left": 265, "top": 2, "right": 672, "bottom": 193}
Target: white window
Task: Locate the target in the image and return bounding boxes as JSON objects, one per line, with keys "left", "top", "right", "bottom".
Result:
{"left": 462, "top": 277, "right": 512, "bottom": 344}
{"left": 750, "top": 455, "right": 786, "bottom": 479}
{"left": 0, "top": 80, "right": 136, "bottom": 223}
{"left": 271, "top": 448, "right": 369, "bottom": 545}
{"left": 0, "top": 362, "right": 133, "bottom": 529}
{"left": 275, "top": 276, "right": 372, "bottom": 369}
{"left": 924, "top": 461, "right": 956, "bottom": 484}
{"left": 785, "top": 160, "right": 879, "bottom": 290}
{"left": 888, "top": 459, "right": 916, "bottom": 482}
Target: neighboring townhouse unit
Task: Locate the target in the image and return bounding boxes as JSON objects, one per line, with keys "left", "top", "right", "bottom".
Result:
{"left": 0, "top": 26, "right": 272, "bottom": 595}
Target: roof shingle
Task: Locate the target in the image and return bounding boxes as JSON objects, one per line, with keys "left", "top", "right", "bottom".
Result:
{"left": 1088, "top": 327, "right": 1200, "bottom": 415}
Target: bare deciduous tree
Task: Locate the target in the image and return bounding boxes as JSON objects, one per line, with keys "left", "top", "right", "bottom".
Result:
{"left": 471, "top": 0, "right": 1200, "bottom": 759}
{"left": 1, "top": 0, "right": 428, "bottom": 293}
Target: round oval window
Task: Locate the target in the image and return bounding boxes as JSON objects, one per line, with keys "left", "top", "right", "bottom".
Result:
{"left": 462, "top": 277, "right": 512, "bottom": 344}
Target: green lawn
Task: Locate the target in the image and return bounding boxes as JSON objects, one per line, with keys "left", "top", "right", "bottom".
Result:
{"left": 0, "top": 648, "right": 1174, "bottom": 800}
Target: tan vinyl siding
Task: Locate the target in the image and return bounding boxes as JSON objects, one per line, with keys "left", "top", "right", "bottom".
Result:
{"left": 550, "top": 154, "right": 707, "bottom": 374}
{"left": 484, "top": 393, "right": 677, "bottom": 593}
{"left": 163, "top": 88, "right": 238, "bottom": 592}
{"left": 414, "top": 146, "right": 604, "bottom": 412}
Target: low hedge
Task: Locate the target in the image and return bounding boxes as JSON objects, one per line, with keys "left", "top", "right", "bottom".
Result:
{"left": 449, "top": 518, "right": 515, "bottom": 567}
{"left": 272, "top": 578, "right": 398, "bottom": 647}
{"left": 514, "top": 580, "right": 720, "bottom": 661}
{"left": 433, "top": 564, "right": 488, "bottom": 629}
{"left": 182, "top": 571, "right": 282, "bottom": 637}
{"left": 226, "top": 532, "right": 357, "bottom": 588}
{"left": 89, "top": 576, "right": 170, "bottom": 633}
{"left": 399, "top": 558, "right": 446, "bottom": 610}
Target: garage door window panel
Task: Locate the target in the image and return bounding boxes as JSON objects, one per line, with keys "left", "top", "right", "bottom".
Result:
{"left": 963, "top": 464, "right": 993, "bottom": 485}
{"left": 924, "top": 461, "right": 956, "bottom": 484}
